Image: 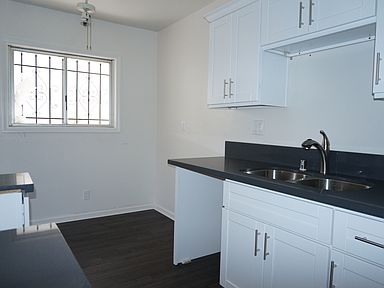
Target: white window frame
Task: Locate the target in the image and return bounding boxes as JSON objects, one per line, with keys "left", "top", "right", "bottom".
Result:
{"left": 5, "top": 45, "right": 118, "bottom": 133}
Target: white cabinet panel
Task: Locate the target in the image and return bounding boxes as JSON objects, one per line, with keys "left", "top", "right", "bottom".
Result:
{"left": 315, "top": 0, "right": 376, "bottom": 31}
{"left": 206, "top": 0, "right": 287, "bottom": 107}
{"left": 173, "top": 168, "right": 223, "bottom": 265}
{"left": 208, "top": 15, "right": 232, "bottom": 105}
{"left": 220, "top": 210, "right": 263, "bottom": 288}
{"left": 221, "top": 180, "right": 331, "bottom": 288}
{"left": 231, "top": 3, "right": 260, "bottom": 103}
{"left": 331, "top": 251, "right": 384, "bottom": 288}
{"left": 224, "top": 180, "right": 333, "bottom": 243}
{"left": 263, "top": 226, "right": 330, "bottom": 288}
{"left": 0, "top": 191, "right": 24, "bottom": 231}
{"left": 262, "top": 0, "right": 376, "bottom": 46}
{"left": 372, "top": 0, "right": 384, "bottom": 99}
{"left": 262, "top": 0, "right": 305, "bottom": 44}
{"left": 333, "top": 210, "right": 384, "bottom": 267}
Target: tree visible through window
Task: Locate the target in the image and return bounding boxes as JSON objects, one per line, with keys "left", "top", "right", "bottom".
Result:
{"left": 10, "top": 46, "right": 113, "bottom": 127}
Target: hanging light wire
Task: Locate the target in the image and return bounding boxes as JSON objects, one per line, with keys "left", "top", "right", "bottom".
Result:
{"left": 76, "top": 0, "right": 96, "bottom": 50}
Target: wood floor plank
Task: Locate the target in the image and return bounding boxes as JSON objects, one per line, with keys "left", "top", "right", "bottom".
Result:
{"left": 58, "top": 210, "right": 221, "bottom": 288}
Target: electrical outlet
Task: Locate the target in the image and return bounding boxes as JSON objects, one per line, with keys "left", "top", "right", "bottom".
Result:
{"left": 252, "top": 120, "right": 265, "bottom": 135}
{"left": 83, "top": 190, "right": 91, "bottom": 201}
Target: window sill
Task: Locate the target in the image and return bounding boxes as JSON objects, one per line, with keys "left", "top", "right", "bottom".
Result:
{"left": 3, "top": 125, "right": 120, "bottom": 133}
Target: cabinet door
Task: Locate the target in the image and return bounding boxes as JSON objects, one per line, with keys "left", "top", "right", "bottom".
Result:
{"left": 373, "top": 0, "right": 384, "bottom": 99}
{"left": 314, "top": 0, "right": 376, "bottom": 32}
{"left": 261, "top": 0, "right": 307, "bottom": 44}
{"left": 331, "top": 251, "right": 384, "bottom": 288}
{"left": 220, "top": 209, "right": 263, "bottom": 288}
{"left": 0, "top": 191, "right": 24, "bottom": 231}
{"left": 263, "top": 226, "right": 330, "bottom": 288}
{"left": 230, "top": 1, "right": 261, "bottom": 104}
{"left": 208, "top": 15, "right": 232, "bottom": 105}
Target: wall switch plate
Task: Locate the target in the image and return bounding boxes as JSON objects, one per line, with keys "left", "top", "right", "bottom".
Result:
{"left": 83, "top": 190, "right": 91, "bottom": 201}
{"left": 253, "top": 120, "right": 264, "bottom": 135}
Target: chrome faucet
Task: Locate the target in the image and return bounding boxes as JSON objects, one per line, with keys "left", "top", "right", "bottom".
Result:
{"left": 302, "top": 130, "right": 330, "bottom": 175}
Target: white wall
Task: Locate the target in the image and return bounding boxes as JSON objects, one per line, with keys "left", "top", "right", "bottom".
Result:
{"left": 156, "top": 0, "right": 384, "bottom": 216}
{"left": 0, "top": 1, "right": 158, "bottom": 223}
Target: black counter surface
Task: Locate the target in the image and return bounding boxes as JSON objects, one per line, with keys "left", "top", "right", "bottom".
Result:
{"left": 0, "top": 172, "right": 34, "bottom": 193}
{"left": 168, "top": 142, "right": 384, "bottom": 219}
{"left": 0, "top": 223, "right": 90, "bottom": 288}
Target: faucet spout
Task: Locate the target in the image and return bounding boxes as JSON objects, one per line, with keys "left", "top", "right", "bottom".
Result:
{"left": 301, "top": 137, "right": 328, "bottom": 175}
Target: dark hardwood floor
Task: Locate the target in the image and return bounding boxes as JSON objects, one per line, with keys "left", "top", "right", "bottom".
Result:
{"left": 58, "top": 210, "right": 221, "bottom": 288}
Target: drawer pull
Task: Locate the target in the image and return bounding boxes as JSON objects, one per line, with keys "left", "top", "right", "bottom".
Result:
{"left": 375, "top": 52, "right": 382, "bottom": 85}
{"left": 329, "top": 261, "right": 336, "bottom": 288}
{"left": 223, "top": 79, "right": 228, "bottom": 98}
{"left": 263, "top": 233, "right": 270, "bottom": 260}
{"left": 299, "top": 2, "right": 304, "bottom": 28}
{"left": 355, "top": 236, "right": 384, "bottom": 249}
{"left": 254, "top": 229, "right": 260, "bottom": 256}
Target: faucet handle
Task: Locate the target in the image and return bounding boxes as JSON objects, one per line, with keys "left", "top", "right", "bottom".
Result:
{"left": 320, "top": 130, "right": 330, "bottom": 154}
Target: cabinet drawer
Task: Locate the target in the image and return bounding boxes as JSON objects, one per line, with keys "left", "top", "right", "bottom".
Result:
{"left": 223, "top": 180, "right": 333, "bottom": 244}
{"left": 333, "top": 210, "right": 384, "bottom": 267}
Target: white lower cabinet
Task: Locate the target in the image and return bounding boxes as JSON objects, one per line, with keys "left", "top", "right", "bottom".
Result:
{"left": 220, "top": 180, "right": 384, "bottom": 288}
{"left": 221, "top": 209, "right": 330, "bottom": 288}
{"left": 221, "top": 209, "right": 263, "bottom": 288}
{"left": 331, "top": 251, "right": 384, "bottom": 288}
{"left": 262, "top": 226, "right": 329, "bottom": 288}
{"left": 0, "top": 190, "right": 29, "bottom": 231}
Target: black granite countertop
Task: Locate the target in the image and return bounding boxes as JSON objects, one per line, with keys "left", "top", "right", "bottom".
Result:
{"left": 0, "top": 223, "right": 90, "bottom": 288}
{"left": 168, "top": 142, "right": 384, "bottom": 219}
{"left": 0, "top": 172, "right": 34, "bottom": 193}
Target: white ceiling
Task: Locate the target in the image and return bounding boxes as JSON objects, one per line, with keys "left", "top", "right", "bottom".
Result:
{"left": 10, "top": 0, "right": 216, "bottom": 31}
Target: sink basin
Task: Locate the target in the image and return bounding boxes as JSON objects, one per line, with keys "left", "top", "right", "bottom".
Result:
{"left": 241, "top": 168, "right": 308, "bottom": 182}
{"left": 295, "top": 178, "right": 372, "bottom": 192}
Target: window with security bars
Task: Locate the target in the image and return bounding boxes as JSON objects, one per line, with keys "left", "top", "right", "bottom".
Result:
{"left": 10, "top": 46, "right": 113, "bottom": 127}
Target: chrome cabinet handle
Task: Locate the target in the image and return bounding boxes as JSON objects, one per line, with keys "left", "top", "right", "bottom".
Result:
{"left": 355, "top": 236, "right": 384, "bottom": 249}
{"left": 299, "top": 2, "right": 304, "bottom": 28}
{"left": 309, "top": 0, "right": 314, "bottom": 25}
{"left": 263, "top": 233, "right": 270, "bottom": 260}
{"left": 329, "top": 261, "right": 336, "bottom": 288}
{"left": 254, "top": 230, "right": 260, "bottom": 256}
{"left": 229, "top": 78, "right": 234, "bottom": 98}
{"left": 375, "top": 52, "right": 382, "bottom": 85}
{"left": 223, "top": 79, "right": 228, "bottom": 98}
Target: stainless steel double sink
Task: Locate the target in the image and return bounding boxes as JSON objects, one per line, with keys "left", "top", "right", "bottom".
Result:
{"left": 240, "top": 168, "right": 372, "bottom": 192}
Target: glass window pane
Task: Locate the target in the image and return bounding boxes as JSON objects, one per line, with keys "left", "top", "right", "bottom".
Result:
{"left": 67, "top": 71, "right": 78, "bottom": 124}
{"left": 21, "top": 52, "right": 36, "bottom": 66}
{"left": 89, "top": 74, "right": 100, "bottom": 121}
{"left": 12, "top": 47, "right": 113, "bottom": 127}
{"left": 101, "top": 62, "right": 110, "bottom": 75}
{"left": 37, "top": 54, "right": 49, "bottom": 68}
{"left": 90, "top": 61, "right": 101, "bottom": 74}
{"left": 14, "top": 51, "right": 21, "bottom": 65}
{"left": 100, "top": 75, "right": 110, "bottom": 122}
{"left": 77, "top": 72, "right": 89, "bottom": 123}
{"left": 36, "top": 68, "right": 50, "bottom": 123}
{"left": 77, "top": 59, "right": 89, "bottom": 73}
{"left": 67, "top": 58, "right": 77, "bottom": 71}
{"left": 51, "top": 69, "right": 63, "bottom": 123}
{"left": 51, "top": 56, "right": 63, "bottom": 70}
{"left": 14, "top": 66, "right": 36, "bottom": 124}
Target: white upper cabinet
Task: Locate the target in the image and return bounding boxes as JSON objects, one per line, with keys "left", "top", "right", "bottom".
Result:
{"left": 209, "top": 15, "right": 232, "bottom": 106}
{"left": 261, "top": 0, "right": 376, "bottom": 47}
{"left": 372, "top": 0, "right": 384, "bottom": 99}
{"left": 206, "top": 0, "right": 287, "bottom": 108}
{"left": 262, "top": 0, "right": 310, "bottom": 44}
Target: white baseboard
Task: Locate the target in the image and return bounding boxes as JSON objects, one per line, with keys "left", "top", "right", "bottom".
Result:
{"left": 154, "top": 205, "right": 174, "bottom": 221}
{"left": 31, "top": 204, "right": 154, "bottom": 225}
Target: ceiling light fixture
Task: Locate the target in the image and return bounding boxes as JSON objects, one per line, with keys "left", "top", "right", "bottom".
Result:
{"left": 76, "top": 0, "right": 96, "bottom": 50}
